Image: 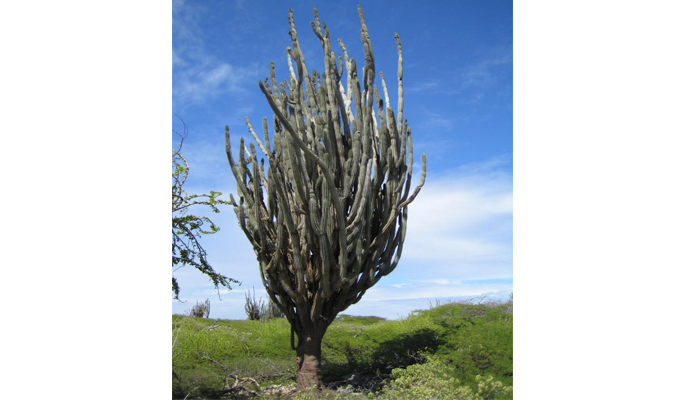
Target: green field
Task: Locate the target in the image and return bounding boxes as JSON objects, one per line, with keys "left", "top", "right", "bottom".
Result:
{"left": 172, "top": 300, "right": 513, "bottom": 399}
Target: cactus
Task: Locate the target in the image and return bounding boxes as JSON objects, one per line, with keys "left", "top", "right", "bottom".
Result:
{"left": 225, "top": 6, "right": 426, "bottom": 389}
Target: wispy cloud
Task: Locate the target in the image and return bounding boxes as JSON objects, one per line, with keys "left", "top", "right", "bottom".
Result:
{"left": 458, "top": 46, "right": 512, "bottom": 104}
{"left": 174, "top": 63, "right": 257, "bottom": 106}
{"left": 421, "top": 109, "right": 455, "bottom": 131}
{"left": 460, "top": 51, "right": 512, "bottom": 89}
{"left": 403, "top": 47, "right": 512, "bottom": 99}
{"left": 406, "top": 81, "right": 439, "bottom": 93}
{"left": 173, "top": 0, "right": 260, "bottom": 108}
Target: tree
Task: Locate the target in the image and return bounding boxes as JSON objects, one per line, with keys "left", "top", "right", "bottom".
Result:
{"left": 225, "top": 7, "right": 426, "bottom": 389}
{"left": 172, "top": 122, "right": 239, "bottom": 300}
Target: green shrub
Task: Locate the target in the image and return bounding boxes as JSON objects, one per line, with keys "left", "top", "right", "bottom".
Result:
{"left": 379, "top": 356, "right": 472, "bottom": 399}
{"left": 419, "top": 303, "right": 513, "bottom": 390}
{"left": 474, "top": 375, "right": 513, "bottom": 400}
{"left": 379, "top": 356, "right": 512, "bottom": 400}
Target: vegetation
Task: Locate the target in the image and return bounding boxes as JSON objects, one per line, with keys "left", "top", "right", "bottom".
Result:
{"left": 244, "top": 289, "right": 266, "bottom": 321}
{"left": 172, "top": 122, "right": 239, "bottom": 299}
{"left": 189, "top": 299, "right": 211, "bottom": 318}
{"left": 172, "top": 300, "right": 512, "bottom": 399}
{"left": 377, "top": 356, "right": 512, "bottom": 400}
{"left": 245, "top": 289, "right": 286, "bottom": 321}
{"left": 224, "top": 6, "right": 426, "bottom": 389}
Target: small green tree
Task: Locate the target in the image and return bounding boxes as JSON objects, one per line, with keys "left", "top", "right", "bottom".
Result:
{"left": 172, "top": 124, "right": 239, "bottom": 300}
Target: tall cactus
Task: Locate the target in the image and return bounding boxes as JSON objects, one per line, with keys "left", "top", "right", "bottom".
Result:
{"left": 225, "top": 6, "right": 426, "bottom": 389}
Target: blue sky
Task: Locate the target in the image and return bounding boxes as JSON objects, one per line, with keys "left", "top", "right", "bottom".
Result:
{"left": 172, "top": 0, "right": 513, "bottom": 319}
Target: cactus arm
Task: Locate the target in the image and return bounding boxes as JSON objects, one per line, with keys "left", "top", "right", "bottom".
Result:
{"left": 258, "top": 81, "right": 349, "bottom": 284}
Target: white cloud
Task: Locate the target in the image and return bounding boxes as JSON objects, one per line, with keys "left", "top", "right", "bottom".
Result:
{"left": 401, "top": 157, "right": 512, "bottom": 268}
{"left": 172, "top": 0, "right": 260, "bottom": 108}
{"left": 175, "top": 62, "right": 257, "bottom": 106}
{"left": 424, "top": 279, "right": 452, "bottom": 285}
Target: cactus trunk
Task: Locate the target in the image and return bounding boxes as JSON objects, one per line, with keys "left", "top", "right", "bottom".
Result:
{"left": 295, "top": 324, "right": 327, "bottom": 390}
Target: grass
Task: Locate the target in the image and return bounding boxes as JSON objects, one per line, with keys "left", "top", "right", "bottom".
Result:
{"left": 172, "top": 299, "right": 513, "bottom": 399}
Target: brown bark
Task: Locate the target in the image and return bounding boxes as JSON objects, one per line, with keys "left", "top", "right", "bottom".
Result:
{"left": 295, "top": 326, "right": 327, "bottom": 390}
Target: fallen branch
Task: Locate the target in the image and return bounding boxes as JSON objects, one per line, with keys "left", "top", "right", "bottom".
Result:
{"left": 200, "top": 351, "right": 262, "bottom": 398}
{"left": 221, "top": 374, "right": 262, "bottom": 398}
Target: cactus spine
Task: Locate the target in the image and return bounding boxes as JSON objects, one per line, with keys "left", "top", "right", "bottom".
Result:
{"left": 225, "top": 6, "right": 426, "bottom": 389}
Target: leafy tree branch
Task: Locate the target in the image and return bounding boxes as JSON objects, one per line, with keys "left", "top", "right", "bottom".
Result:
{"left": 172, "top": 120, "right": 239, "bottom": 300}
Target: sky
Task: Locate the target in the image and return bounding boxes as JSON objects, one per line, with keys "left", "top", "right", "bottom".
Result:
{"left": 172, "top": 0, "right": 513, "bottom": 320}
